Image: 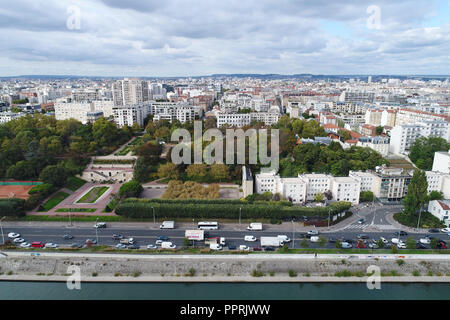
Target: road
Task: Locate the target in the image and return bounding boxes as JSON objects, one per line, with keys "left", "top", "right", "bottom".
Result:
{"left": 2, "top": 224, "right": 449, "bottom": 251}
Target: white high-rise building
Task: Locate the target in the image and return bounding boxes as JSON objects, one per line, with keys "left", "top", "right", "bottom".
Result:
{"left": 432, "top": 151, "right": 450, "bottom": 174}
{"left": 113, "top": 78, "right": 149, "bottom": 106}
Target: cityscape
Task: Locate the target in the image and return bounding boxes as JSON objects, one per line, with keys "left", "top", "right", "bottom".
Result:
{"left": 0, "top": 0, "right": 449, "bottom": 309}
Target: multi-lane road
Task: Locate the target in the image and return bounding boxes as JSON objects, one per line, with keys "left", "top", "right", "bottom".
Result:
{"left": 2, "top": 223, "right": 449, "bottom": 250}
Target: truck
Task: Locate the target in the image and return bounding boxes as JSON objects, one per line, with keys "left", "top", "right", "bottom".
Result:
{"left": 160, "top": 221, "right": 175, "bottom": 229}
{"left": 205, "top": 237, "right": 226, "bottom": 246}
{"left": 161, "top": 241, "right": 176, "bottom": 249}
{"left": 185, "top": 230, "right": 204, "bottom": 241}
{"left": 247, "top": 223, "right": 263, "bottom": 231}
{"left": 260, "top": 237, "right": 282, "bottom": 247}
{"left": 209, "top": 243, "right": 223, "bottom": 251}
{"left": 120, "top": 238, "right": 134, "bottom": 245}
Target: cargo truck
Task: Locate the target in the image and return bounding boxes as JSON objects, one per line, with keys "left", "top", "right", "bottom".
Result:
{"left": 161, "top": 241, "right": 176, "bottom": 249}
{"left": 247, "top": 223, "right": 263, "bottom": 231}
{"left": 160, "top": 221, "right": 175, "bottom": 229}
{"left": 185, "top": 230, "right": 204, "bottom": 241}
{"left": 205, "top": 237, "right": 226, "bottom": 245}
{"left": 120, "top": 238, "right": 134, "bottom": 245}
{"left": 260, "top": 237, "right": 282, "bottom": 247}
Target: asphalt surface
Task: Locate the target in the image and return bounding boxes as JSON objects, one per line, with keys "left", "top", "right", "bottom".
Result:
{"left": 2, "top": 225, "right": 449, "bottom": 250}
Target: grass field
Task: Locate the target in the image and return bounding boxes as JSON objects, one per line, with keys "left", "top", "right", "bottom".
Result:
{"left": 76, "top": 186, "right": 109, "bottom": 204}
{"left": 65, "top": 177, "right": 87, "bottom": 192}
{"left": 38, "top": 192, "right": 70, "bottom": 212}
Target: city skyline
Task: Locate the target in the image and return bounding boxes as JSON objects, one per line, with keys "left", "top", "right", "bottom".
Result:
{"left": 0, "top": 0, "right": 449, "bottom": 77}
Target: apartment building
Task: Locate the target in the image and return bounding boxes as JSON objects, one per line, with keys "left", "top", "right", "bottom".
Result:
{"left": 55, "top": 101, "right": 94, "bottom": 124}
{"left": 361, "top": 124, "right": 377, "bottom": 136}
{"left": 216, "top": 111, "right": 280, "bottom": 127}
{"left": 112, "top": 103, "right": 149, "bottom": 127}
{"left": 428, "top": 200, "right": 450, "bottom": 227}
{"left": 395, "top": 108, "right": 450, "bottom": 126}
{"left": 432, "top": 150, "right": 450, "bottom": 174}
{"left": 380, "top": 110, "right": 397, "bottom": 127}
{"left": 365, "top": 109, "right": 383, "bottom": 126}
{"left": 376, "top": 168, "right": 412, "bottom": 203}
{"left": 341, "top": 91, "right": 375, "bottom": 104}
{"left": 330, "top": 177, "right": 360, "bottom": 204}
{"left": 0, "top": 112, "right": 26, "bottom": 123}
{"left": 112, "top": 78, "right": 149, "bottom": 106}
{"left": 357, "top": 136, "right": 390, "bottom": 157}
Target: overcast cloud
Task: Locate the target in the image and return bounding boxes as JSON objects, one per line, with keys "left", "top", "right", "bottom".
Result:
{"left": 0, "top": 0, "right": 448, "bottom": 76}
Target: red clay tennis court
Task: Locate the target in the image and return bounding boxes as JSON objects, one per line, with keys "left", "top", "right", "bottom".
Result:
{"left": 0, "top": 181, "right": 42, "bottom": 199}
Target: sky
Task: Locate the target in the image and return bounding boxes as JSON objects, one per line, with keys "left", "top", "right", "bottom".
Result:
{"left": 0, "top": 0, "right": 448, "bottom": 77}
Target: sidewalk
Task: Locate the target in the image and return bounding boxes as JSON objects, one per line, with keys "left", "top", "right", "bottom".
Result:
{"left": 385, "top": 213, "right": 428, "bottom": 234}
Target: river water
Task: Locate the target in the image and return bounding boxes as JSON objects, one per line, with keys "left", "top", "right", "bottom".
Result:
{"left": 0, "top": 282, "right": 449, "bottom": 300}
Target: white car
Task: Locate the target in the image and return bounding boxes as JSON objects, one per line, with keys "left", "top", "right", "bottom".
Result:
{"left": 391, "top": 238, "right": 400, "bottom": 244}
{"left": 94, "top": 222, "right": 106, "bottom": 228}
{"left": 155, "top": 240, "right": 163, "bottom": 245}
{"left": 307, "top": 230, "right": 319, "bottom": 236}
{"left": 441, "top": 228, "right": 450, "bottom": 233}
{"left": 8, "top": 232, "right": 20, "bottom": 238}
{"left": 419, "top": 237, "right": 431, "bottom": 244}
{"left": 13, "top": 238, "right": 25, "bottom": 243}
{"left": 147, "top": 244, "right": 157, "bottom": 249}
{"left": 244, "top": 235, "right": 257, "bottom": 242}
{"left": 397, "top": 242, "right": 406, "bottom": 249}
{"left": 379, "top": 237, "right": 388, "bottom": 244}
{"left": 20, "top": 242, "right": 31, "bottom": 248}
{"left": 310, "top": 236, "right": 320, "bottom": 243}
{"left": 116, "top": 243, "right": 127, "bottom": 249}
{"left": 341, "top": 242, "right": 352, "bottom": 249}
{"left": 44, "top": 243, "right": 58, "bottom": 249}
{"left": 239, "top": 245, "right": 250, "bottom": 251}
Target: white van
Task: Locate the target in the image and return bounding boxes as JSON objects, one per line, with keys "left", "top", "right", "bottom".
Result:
{"left": 244, "top": 235, "right": 257, "bottom": 242}
{"left": 247, "top": 223, "right": 263, "bottom": 231}
{"left": 277, "top": 235, "right": 291, "bottom": 243}
{"left": 210, "top": 243, "right": 223, "bottom": 251}
{"left": 310, "top": 236, "right": 319, "bottom": 243}
{"left": 161, "top": 241, "right": 176, "bottom": 249}
{"left": 239, "top": 245, "right": 250, "bottom": 251}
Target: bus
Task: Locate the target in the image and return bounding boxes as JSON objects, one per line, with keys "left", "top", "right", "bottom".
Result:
{"left": 197, "top": 221, "right": 219, "bottom": 230}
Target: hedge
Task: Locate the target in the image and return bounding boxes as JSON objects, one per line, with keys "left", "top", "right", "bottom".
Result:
{"left": 0, "top": 198, "right": 26, "bottom": 217}
{"left": 115, "top": 199, "right": 351, "bottom": 220}
{"left": 125, "top": 198, "right": 292, "bottom": 206}
{"left": 25, "top": 184, "right": 58, "bottom": 210}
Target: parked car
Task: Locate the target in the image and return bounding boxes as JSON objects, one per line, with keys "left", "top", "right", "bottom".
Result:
{"left": 85, "top": 239, "right": 97, "bottom": 244}
{"left": 391, "top": 238, "right": 400, "bottom": 244}
{"left": 328, "top": 238, "right": 336, "bottom": 243}
{"left": 368, "top": 243, "right": 378, "bottom": 249}
{"left": 128, "top": 244, "right": 140, "bottom": 250}
{"left": 157, "top": 236, "right": 169, "bottom": 241}
{"left": 397, "top": 242, "right": 406, "bottom": 249}
{"left": 264, "top": 246, "right": 275, "bottom": 251}
{"left": 70, "top": 243, "right": 83, "bottom": 248}
{"left": 393, "top": 231, "right": 408, "bottom": 236}
{"left": 209, "top": 244, "right": 223, "bottom": 251}
{"left": 341, "top": 242, "right": 352, "bottom": 249}
{"left": 438, "top": 241, "right": 448, "bottom": 249}
{"left": 155, "top": 240, "right": 163, "bottom": 245}
{"left": 112, "top": 234, "right": 123, "bottom": 240}
{"left": 239, "top": 245, "right": 250, "bottom": 251}
{"left": 244, "top": 235, "right": 257, "bottom": 242}
{"left": 13, "top": 238, "right": 25, "bottom": 243}
{"left": 379, "top": 237, "right": 388, "bottom": 244}
{"left": 147, "top": 244, "right": 158, "bottom": 250}
{"left": 357, "top": 234, "right": 369, "bottom": 240}
{"left": 94, "top": 222, "right": 106, "bottom": 228}
{"left": 63, "top": 234, "right": 73, "bottom": 240}
{"left": 355, "top": 241, "right": 366, "bottom": 249}
{"left": 307, "top": 230, "right": 319, "bottom": 236}
{"left": 31, "top": 242, "right": 45, "bottom": 248}
{"left": 8, "top": 232, "right": 20, "bottom": 239}
{"left": 428, "top": 228, "right": 440, "bottom": 233}
{"left": 252, "top": 246, "right": 262, "bottom": 251}
{"left": 420, "top": 237, "right": 431, "bottom": 244}
{"left": 227, "top": 245, "right": 237, "bottom": 250}
{"left": 19, "top": 242, "right": 31, "bottom": 248}
{"left": 440, "top": 228, "right": 450, "bottom": 233}
{"left": 115, "top": 244, "right": 127, "bottom": 249}
{"left": 416, "top": 242, "right": 427, "bottom": 249}
{"left": 44, "top": 243, "right": 58, "bottom": 249}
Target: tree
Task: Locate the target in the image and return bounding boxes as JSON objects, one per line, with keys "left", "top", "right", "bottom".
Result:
{"left": 360, "top": 191, "right": 374, "bottom": 202}
{"left": 314, "top": 193, "right": 324, "bottom": 202}
{"left": 209, "top": 164, "right": 229, "bottom": 182}
{"left": 406, "top": 237, "right": 416, "bottom": 250}
{"left": 430, "top": 238, "right": 438, "bottom": 249}
{"left": 376, "top": 126, "right": 383, "bottom": 135}
{"left": 428, "top": 191, "right": 444, "bottom": 201}
{"left": 119, "top": 180, "right": 143, "bottom": 198}
{"left": 338, "top": 129, "right": 351, "bottom": 142}
{"left": 335, "top": 240, "right": 342, "bottom": 249}
{"left": 154, "top": 127, "right": 170, "bottom": 141}
{"left": 39, "top": 165, "right": 68, "bottom": 187}
{"left": 318, "top": 236, "right": 327, "bottom": 247}
{"left": 300, "top": 238, "right": 309, "bottom": 248}
{"left": 409, "top": 137, "right": 450, "bottom": 170}
{"left": 376, "top": 239, "right": 385, "bottom": 249}
{"left": 92, "top": 118, "right": 119, "bottom": 147}
{"left": 157, "top": 163, "right": 179, "bottom": 180}
{"left": 186, "top": 164, "right": 208, "bottom": 181}
{"left": 403, "top": 170, "right": 428, "bottom": 221}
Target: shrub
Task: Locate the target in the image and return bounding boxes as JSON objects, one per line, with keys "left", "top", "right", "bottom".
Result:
{"left": 119, "top": 180, "right": 143, "bottom": 198}
{"left": 396, "top": 259, "right": 405, "bottom": 266}
{"left": 412, "top": 270, "right": 420, "bottom": 277}
{"left": 288, "top": 270, "right": 297, "bottom": 277}
{"left": 0, "top": 198, "right": 25, "bottom": 217}
{"left": 251, "top": 270, "right": 265, "bottom": 277}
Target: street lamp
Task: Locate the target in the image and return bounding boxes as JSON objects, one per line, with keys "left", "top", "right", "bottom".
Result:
{"left": 291, "top": 220, "right": 295, "bottom": 249}
{"left": 327, "top": 207, "right": 331, "bottom": 228}
{"left": 95, "top": 218, "right": 99, "bottom": 245}
{"left": 239, "top": 207, "right": 242, "bottom": 226}
{"left": 152, "top": 206, "right": 155, "bottom": 225}
{"left": 68, "top": 208, "right": 72, "bottom": 227}
{"left": 0, "top": 217, "right": 5, "bottom": 245}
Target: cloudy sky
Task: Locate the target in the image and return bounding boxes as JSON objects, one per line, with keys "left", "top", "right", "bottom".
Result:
{"left": 0, "top": 0, "right": 448, "bottom": 76}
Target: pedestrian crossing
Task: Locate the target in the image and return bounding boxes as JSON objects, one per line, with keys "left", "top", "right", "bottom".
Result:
{"left": 343, "top": 224, "right": 396, "bottom": 230}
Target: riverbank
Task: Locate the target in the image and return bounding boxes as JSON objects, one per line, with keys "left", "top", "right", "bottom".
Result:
{"left": 1, "top": 252, "right": 449, "bottom": 283}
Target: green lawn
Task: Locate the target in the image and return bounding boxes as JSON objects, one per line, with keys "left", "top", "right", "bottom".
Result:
{"left": 65, "top": 177, "right": 87, "bottom": 192}
{"left": 55, "top": 208, "right": 97, "bottom": 213}
{"left": 76, "top": 187, "right": 109, "bottom": 204}
{"left": 38, "top": 192, "right": 70, "bottom": 212}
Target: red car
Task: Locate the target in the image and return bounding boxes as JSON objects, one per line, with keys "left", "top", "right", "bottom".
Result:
{"left": 355, "top": 241, "right": 366, "bottom": 249}
{"left": 438, "top": 241, "right": 447, "bottom": 249}
{"left": 31, "top": 242, "right": 45, "bottom": 248}
{"left": 253, "top": 246, "right": 262, "bottom": 251}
